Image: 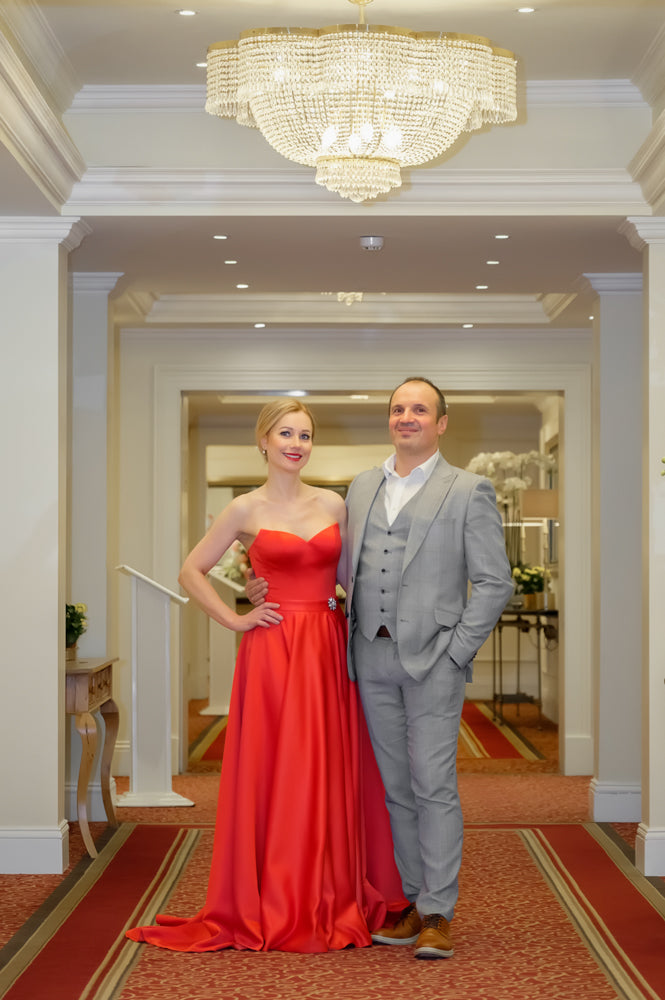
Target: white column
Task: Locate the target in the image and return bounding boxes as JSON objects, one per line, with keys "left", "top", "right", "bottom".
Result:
{"left": 582, "top": 273, "right": 643, "bottom": 822}
{"left": 621, "top": 218, "right": 665, "bottom": 875}
{"left": 0, "top": 217, "right": 90, "bottom": 873}
{"left": 65, "top": 272, "right": 123, "bottom": 823}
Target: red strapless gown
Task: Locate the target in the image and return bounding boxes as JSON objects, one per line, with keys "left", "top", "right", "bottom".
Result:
{"left": 126, "top": 523, "right": 406, "bottom": 952}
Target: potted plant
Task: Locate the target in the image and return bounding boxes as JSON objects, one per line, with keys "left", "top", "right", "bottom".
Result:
{"left": 66, "top": 603, "right": 88, "bottom": 660}
{"left": 512, "top": 565, "right": 545, "bottom": 610}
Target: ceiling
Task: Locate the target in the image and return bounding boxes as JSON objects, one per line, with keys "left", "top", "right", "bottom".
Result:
{"left": 1, "top": 0, "right": 663, "bottom": 422}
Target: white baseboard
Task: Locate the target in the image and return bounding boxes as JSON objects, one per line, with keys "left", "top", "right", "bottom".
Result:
{"left": 112, "top": 737, "right": 187, "bottom": 778}
{"left": 0, "top": 821, "right": 69, "bottom": 874}
{"left": 635, "top": 824, "right": 665, "bottom": 876}
{"left": 590, "top": 778, "right": 641, "bottom": 821}
{"left": 65, "top": 776, "right": 117, "bottom": 822}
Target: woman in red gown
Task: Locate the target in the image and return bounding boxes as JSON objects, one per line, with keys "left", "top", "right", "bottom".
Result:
{"left": 126, "top": 399, "right": 405, "bottom": 953}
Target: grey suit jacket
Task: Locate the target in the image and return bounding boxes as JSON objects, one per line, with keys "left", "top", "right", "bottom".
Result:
{"left": 345, "top": 454, "right": 514, "bottom": 682}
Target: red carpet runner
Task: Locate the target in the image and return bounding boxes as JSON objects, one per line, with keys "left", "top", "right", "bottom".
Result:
{"left": 191, "top": 701, "right": 539, "bottom": 767}
{"left": 2, "top": 822, "right": 664, "bottom": 1000}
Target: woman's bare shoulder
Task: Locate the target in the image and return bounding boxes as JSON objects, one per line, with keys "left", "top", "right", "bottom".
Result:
{"left": 312, "top": 487, "right": 346, "bottom": 517}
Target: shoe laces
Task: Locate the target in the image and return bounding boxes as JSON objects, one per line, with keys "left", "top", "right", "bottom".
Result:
{"left": 422, "top": 913, "right": 446, "bottom": 931}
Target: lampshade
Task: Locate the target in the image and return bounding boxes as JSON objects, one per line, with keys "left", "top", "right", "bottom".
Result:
{"left": 205, "top": 1, "right": 517, "bottom": 203}
{"left": 521, "top": 489, "right": 559, "bottom": 520}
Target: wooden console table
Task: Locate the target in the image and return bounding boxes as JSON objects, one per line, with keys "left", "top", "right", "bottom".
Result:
{"left": 492, "top": 610, "right": 559, "bottom": 724}
{"left": 65, "top": 656, "right": 119, "bottom": 858}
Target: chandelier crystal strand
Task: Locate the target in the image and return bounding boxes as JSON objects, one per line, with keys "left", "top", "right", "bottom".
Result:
{"left": 205, "top": 8, "right": 517, "bottom": 203}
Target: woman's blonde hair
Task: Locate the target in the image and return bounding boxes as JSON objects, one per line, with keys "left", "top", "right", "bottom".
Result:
{"left": 255, "top": 398, "right": 315, "bottom": 459}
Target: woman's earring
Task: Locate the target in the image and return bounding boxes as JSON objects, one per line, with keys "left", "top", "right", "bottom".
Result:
{"left": 261, "top": 448, "right": 266, "bottom": 455}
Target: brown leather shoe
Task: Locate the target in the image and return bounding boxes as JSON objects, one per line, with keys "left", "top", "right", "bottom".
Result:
{"left": 371, "top": 904, "right": 422, "bottom": 945}
{"left": 414, "top": 913, "right": 454, "bottom": 959}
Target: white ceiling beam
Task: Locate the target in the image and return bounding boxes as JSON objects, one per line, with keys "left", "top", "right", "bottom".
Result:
{"left": 144, "top": 291, "right": 559, "bottom": 327}
{"left": 63, "top": 165, "right": 649, "bottom": 217}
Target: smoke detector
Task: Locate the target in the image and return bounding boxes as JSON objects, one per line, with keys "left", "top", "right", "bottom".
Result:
{"left": 359, "top": 235, "right": 384, "bottom": 251}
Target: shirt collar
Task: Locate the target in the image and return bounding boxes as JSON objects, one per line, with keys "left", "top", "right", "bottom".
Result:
{"left": 382, "top": 450, "right": 440, "bottom": 482}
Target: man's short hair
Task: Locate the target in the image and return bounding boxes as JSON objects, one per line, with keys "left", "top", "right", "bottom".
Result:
{"left": 389, "top": 377, "right": 447, "bottom": 420}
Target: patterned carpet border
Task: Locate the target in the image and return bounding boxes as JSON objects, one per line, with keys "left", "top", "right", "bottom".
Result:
{"left": 192, "top": 702, "right": 542, "bottom": 767}
{"left": 2, "top": 820, "right": 665, "bottom": 1000}
{"left": 0, "top": 825, "right": 200, "bottom": 1000}
{"left": 460, "top": 701, "right": 544, "bottom": 761}
{"left": 521, "top": 823, "right": 665, "bottom": 1000}
{"left": 189, "top": 715, "right": 228, "bottom": 765}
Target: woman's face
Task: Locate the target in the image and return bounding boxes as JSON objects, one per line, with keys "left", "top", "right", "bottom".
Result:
{"left": 261, "top": 410, "right": 313, "bottom": 472}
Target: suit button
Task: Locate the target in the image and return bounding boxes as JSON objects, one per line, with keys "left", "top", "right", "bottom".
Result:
{"left": 381, "top": 568, "right": 387, "bottom": 573}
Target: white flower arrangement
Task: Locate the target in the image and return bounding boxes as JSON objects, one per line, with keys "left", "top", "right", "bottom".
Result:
{"left": 465, "top": 449, "right": 556, "bottom": 506}
{"left": 466, "top": 449, "right": 557, "bottom": 567}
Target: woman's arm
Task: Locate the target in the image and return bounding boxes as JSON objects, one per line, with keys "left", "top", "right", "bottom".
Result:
{"left": 179, "top": 500, "right": 282, "bottom": 632}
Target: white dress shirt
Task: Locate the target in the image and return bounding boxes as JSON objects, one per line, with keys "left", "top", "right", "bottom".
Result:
{"left": 382, "top": 450, "right": 440, "bottom": 526}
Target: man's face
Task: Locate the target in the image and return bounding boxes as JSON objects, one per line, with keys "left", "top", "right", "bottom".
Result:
{"left": 389, "top": 381, "right": 448, "bottom": 460}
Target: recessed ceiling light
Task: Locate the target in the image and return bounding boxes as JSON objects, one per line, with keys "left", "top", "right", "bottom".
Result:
{"left": 213, "top": 234, "right": 228, "bottom": 240}
{"left": 236, "top": 283, "right": 249, "bottom": 289}
{"left": 486, "top": 260, "right": 500, "bottom": 265}
{"left": 462, "top": 323, "right": 474, "bottom": 329}
{"left": 177, "top": 9, "right": 197, "bottom": 16}
{"left": 476, "top": 285, "right": 489, "bottom": 290}
{"left": 254, "top": 322, "right": 266, "bottom": 329}
{"left": 589, "top": 315, "right": 595, "bottom": 321}
{"left": 287, "top": 390, "right": 307, "bottom": 397}
{"left": 517, "top": 7, "right": 536, "bottom": 13}
{"left": 494, "top": 234, "right": 510, "bottom": 240}
{"left": 350, "top": 394, "right": 370, "bottom": 400}
{"left": 196, "top": 62, "right": 207, "bottom": 69}
{"left": 224, "top": 260, "right": 238, "bottom": 265}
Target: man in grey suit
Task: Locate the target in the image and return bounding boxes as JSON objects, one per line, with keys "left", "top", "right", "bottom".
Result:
{"left": 247, "top": 377, "right": 513, "bottom": 959}
{"left": 345, "top": 377, "right": 513, "bottom": 959}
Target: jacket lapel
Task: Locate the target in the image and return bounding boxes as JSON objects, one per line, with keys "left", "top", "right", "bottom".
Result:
{"left": 402, "top": 456, "right": 457, "bottom": 573}
{"left": 350, "top": 467, "right": 384, "bottom": 578}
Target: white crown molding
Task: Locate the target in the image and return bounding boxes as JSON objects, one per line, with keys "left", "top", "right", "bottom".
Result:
{"left": 113, "top": 290, "right": 158, "bottom": 325}
{"left": 68, "top": 84, "right": 207, "bottom": 114}
{"left": 143, "top": 292, "right": 557, "bottom": 327}
{"left": 70, "top": 272, "right": 124, "bottom": 294}
{"left": 579, "top": 272, "right": 643, "bottom": 294}
{"left": 0, "top": 32, "right": 85, "bottom": 209}
{"left": 525, "top": 79, "right": 646, "bottom": 109}
{"left": 540, "top": 293, "right": 578, "bottom": 321}
{"left": 0, "top": 0, "right": 80, "bottom": 114}
{"left": 64, "top": 166, "right": 649, "bottom": 217}
{"left": 67, "top": 80, "right": 648, "bottom": 114}
{"left": 0, "top": 217, "right": 91, "bottom": 250}
{"left": 629, "top": 110, "right": 665, "bottom": 212}
{"left": 619, "top": 217, "right": 665, "bottom": 250}
{"left": 633, "top": 23, "right": 665, "bottom": 114}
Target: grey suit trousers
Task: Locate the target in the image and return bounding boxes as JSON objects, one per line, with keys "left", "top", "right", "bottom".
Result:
{"left": 353, "top": 629, "right": 466, "bottom": 920}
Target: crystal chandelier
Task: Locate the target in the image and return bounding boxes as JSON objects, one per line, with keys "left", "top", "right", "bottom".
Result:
{"left": 205, "top": 0, "right": 517, "bottom": 203}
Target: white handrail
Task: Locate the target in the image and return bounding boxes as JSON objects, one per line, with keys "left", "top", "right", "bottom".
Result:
{"left": 116, "top": 564, "right": 193, "bottom": 807}
{"left": 116, "top": 564, "right": 189, "bottom": 605}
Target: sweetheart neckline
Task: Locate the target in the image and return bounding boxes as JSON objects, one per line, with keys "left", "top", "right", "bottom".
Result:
{"left": 249, "top": 523, "right": 339, "bottom": 550}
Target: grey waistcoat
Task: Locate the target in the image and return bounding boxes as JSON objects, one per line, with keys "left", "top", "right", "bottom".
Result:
{"left": 353, "top": 481, "right": 417, "bottom": 641}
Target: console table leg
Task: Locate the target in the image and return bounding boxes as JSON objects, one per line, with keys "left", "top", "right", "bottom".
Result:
{"left": 75, "top": 711, "right": 99, "bottom": 858}
{"left": 99, "top": 698, "right": 120, "bottom": 827}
